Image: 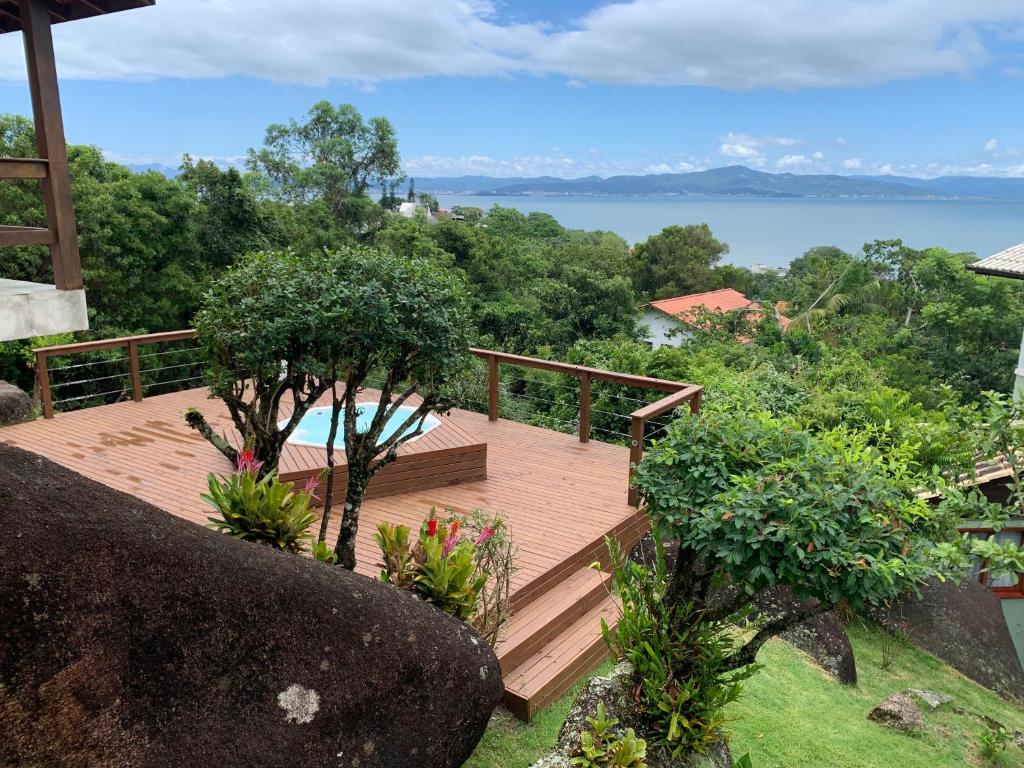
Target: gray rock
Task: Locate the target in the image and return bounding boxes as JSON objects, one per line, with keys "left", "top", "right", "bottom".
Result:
{"left": 907, "top": 690, "right": 953, "bottom": 710}
{"left": 873, "top": 578, "right": 1024, "bottom": 699}
{"left": 0, "top": 445, "right": 503, "bottom": 768}
{"left": 531, "top": 662, "right": 732, "bottom": 768}
{"left": 0, "top": 381, "right": 31, "bottom": 425}
{"left": 754, "top": 586, "right": 857, "bottom": 685}
{"left": 867, "top": 692, "right": 926, "bottom": 732}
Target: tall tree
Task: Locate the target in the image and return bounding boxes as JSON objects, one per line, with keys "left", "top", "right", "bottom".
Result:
{"left": 247, "top": 101, "right": 400, "bottom": 238}
{"left": 633, "top": 224, "right": 729, "bottom": 300}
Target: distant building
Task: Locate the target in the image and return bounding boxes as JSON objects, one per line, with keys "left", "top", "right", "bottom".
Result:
{"left": 398, "top": 201, "right": 436, "bottom": 223}
{"left": 638, "top": 288, "right": 789, "bottom": 348}
{"left": 750, "top": 262, "right": 788, "bottom": 277}
{"left": 967, "top": 242, "right": 1024, "bottom": 394}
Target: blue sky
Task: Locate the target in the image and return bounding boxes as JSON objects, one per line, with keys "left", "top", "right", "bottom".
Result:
{"left": 1, "top": 0, "right": 1024, "bottom": 178}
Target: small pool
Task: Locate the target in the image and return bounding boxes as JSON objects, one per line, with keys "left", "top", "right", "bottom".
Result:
{"left": 285, "top": 404, "right": 442, "bottom": 449}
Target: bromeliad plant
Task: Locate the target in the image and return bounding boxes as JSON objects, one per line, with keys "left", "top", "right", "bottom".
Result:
{"left": 374, "top": 508, "right": 515, "bottom": 641}
{"left": 204, "top": 448, "right": 319, "bottom": 553}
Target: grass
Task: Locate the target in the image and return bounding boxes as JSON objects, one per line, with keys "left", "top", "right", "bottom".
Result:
{"left": 465, "top": 625, "right": 1024, "bottom": 768}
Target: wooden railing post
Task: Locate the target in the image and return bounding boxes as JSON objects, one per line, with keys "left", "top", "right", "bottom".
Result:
{"left": 690, "top": 387, "right": 702, "bottom": 414}
{"left": 579, "top": 372, "right": 591, "bottom": 443}
{"left": 35, "top": 350, "right": 53, "bottom": 419}
{"left": 127, "top": 339, "right": 143, "bottom": 402}
{"left": 487, "top": 354, "right": 499, "bottom": 421}
{"left": 627, "top": 414, "right": 644, "bottom": 507}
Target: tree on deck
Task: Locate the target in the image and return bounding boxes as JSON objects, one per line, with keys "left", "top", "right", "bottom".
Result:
{"left": 317, "top": 247, "right": 472, "bottom": 569}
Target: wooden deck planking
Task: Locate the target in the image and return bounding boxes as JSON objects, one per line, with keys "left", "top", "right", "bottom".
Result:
{"left": 0, "top": 387, "right": 640, "bottom": 595}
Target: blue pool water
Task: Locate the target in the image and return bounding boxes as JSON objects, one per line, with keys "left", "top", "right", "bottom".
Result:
{"left": 286, "top": 404, "right": 441, "bottom": 448}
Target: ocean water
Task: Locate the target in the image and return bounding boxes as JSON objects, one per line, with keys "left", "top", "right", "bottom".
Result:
{"left": 436, "top": 195, "right": 1024, "bottom": 269}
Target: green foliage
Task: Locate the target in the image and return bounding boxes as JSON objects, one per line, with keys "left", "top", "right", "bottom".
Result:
{"left": 733, "top": 755, "right": 754, "bottom": 768}
{"left": 633, "top": 224, "right": 729, "bottom": 300}
{"left": 311, "top": 540, "right": 338, "bottom": 564}
{"left": 602, "top": 534, "right": 754, "bottom": 757}
{"left": 633, "top": 408, "right": 954, "bottom": 611}
{"left": 570, "top": 703, "right": 648, "bottom": 768}
{"left": 979, "top": 725, "right": 1010, "bottom": 761}
{"left": 374, "top": 511, "right": 491, "bottom": 622}
{"left": 203, "top": 462, "right": 316, "bottom": 553}
{"left": 246, "top": 100, "right": 399, "bottom": 240}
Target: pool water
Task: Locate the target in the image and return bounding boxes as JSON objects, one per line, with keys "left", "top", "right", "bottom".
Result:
{"left": 286, "top": 404, "right": 441, "bottom": 449}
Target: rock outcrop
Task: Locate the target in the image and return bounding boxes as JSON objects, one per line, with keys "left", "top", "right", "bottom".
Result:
{"left": 874, "top": 579, "right": 1024, "bottom": 699}
{"left": 0, "top": 445, "right": 503, "bottom": 768}
{"left": 0, "top": 381, "right": 31, "bottom": 425}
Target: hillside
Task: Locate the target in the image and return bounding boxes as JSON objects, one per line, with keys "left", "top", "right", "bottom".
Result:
{"left": 465, "top": 624, "right": 1024, "bottom": 767}
{"left": 413, "top": 166, "right": 1024, "bottom": 200}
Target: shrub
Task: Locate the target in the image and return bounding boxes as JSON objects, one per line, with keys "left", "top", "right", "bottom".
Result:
{"left": 570, "top": 702, "right": 648, "bottom": 768}
{"left": 374, "top": 508, "right": 515, "bottom": 643}
{"left": 602, "top": 533, "right": 755, "bottom": 757}
{"left": 204, "top": 449, "right": 318, "bottom": 553}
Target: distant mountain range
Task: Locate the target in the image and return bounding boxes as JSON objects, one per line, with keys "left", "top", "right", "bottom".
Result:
{"left": 126, "top": 162, "right": 1024, "bottom": 201}
{"left": 412, "top": 166, "right": 1024, "bottom": 200}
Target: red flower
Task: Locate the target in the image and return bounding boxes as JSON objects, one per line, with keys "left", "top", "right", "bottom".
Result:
{"left": 426, "top": 518, "right": 438, "bottom": 537}
{"left": 235, "top": 448, "right": 264, "bottom": 476}
{"left": 474, "top": 526, "right": 495, "bottom": 546}
{"left": 449, "top": 519, "right": 461, "bottom": 539}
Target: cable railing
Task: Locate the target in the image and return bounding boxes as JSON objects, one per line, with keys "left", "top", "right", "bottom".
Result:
{"left": 32, "top": 332, "right": 703, "bottom": 505}
{"left": 33, "top": 329, "right": 200, "bottom": 418}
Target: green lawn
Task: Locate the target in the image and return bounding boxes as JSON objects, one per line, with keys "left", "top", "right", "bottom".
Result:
{"left": 465, "top": 624, "right": 1024, "bottom": 768}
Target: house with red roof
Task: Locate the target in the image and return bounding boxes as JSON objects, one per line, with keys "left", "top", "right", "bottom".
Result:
{"left": 638, "top": 288, "right": 789, "bottom": 348}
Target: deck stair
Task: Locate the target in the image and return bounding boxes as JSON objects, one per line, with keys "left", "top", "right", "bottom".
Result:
{"left": 497, "top": 565, "right": 622, "bottom": 721}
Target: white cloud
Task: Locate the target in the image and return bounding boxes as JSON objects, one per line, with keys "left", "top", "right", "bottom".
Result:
{"left": 812, "top": 151, "right": 825, "bottom": 160}
{"left": 985, "top": 137, "right": 999, "bottom": 152}
{"left": 1, "top": 0, "right": 1022, "bottom": 89}
{"left": 841, "top": 158, "right": 863, "bottom": 169}
{"left": 1004, "top": 66, "right": 1024, "bottom": 78}
{"left": 718, "top": 132, "right": 802, "bottom": 161}
{"left": 835, "top": 137, "right": 848, "bottom": 145}
{"left": 775, "top": 154, "right": 811, "bottom": 170}
{"left": 402, "top": 151, "right": 707, "bottom": 178}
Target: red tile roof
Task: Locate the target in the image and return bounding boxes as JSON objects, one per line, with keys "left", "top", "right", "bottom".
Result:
{"left": 642, "top": 288, "right": 791, "bottom": 332}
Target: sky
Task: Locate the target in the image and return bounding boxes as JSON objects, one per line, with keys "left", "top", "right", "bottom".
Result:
{"left": 1, "top": 0, "right": 1024, "bottom": 179}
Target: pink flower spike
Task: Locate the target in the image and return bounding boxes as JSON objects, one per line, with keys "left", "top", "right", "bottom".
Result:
{"left": 442, "top": 534, "right": 458, "bottom": 557}
{"left": 303, "top": 476, "right": 319, "bottom": 495}
{"left": 474, "top": 526, "right": 495, "bottom": 546}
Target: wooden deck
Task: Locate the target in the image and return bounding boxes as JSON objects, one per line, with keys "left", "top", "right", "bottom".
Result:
{"left": 0, "top": 388, "right": 648, "bottom": 719}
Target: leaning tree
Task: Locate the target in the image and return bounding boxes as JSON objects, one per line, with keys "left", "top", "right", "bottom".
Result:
{"left": 185, "top": 250, "right": 339, "bottom": 474}
{"left": 315, "top": 246, "right": 472, "bottom": 570}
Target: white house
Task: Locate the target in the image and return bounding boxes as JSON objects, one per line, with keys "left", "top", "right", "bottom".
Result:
{"left": 398, "top": 201, "right": 436, "bottom": 223}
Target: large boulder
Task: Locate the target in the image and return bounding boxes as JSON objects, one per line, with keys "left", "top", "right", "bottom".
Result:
{"left": 529, "top": 663, "right": 732, "bottom": 768}
{"left": 0, "top": 445, "right": 503, "bottom": 768}
{"left": 754, "top": 587, "right": 857, "bottom": 685}
{"left": 874, "top": 579, "right": 1024, "bottom": 700}
{"left": 0, "top": 381, "right": 31, "bottom": 425}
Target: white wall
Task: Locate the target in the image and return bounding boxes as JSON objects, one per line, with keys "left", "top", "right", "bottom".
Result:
{"left": 638, "top": 308, "right": 691, "bottom": 349}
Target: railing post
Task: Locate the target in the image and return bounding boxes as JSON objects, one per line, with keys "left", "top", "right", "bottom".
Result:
{"left": 579, "top": 372, "right": 591, "bottom": 443}
{"left": 35, "top": 350, "right": 53, "bottom": 419}
{"left": 690, "top": 387, "right": 702, "bottom": 414}
{"left": 127, "top": 339, "right": 143, "bottom": 402}
{"left": 487, "top": 354, "right": 499, "bottom": 421}
{"left": 627, "top": 414, "right": 644, "bottom": 507}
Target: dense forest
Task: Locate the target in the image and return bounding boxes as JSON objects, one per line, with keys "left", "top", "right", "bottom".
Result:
{"left": 2, "top": 102, "right": 1023, "bottom": 456}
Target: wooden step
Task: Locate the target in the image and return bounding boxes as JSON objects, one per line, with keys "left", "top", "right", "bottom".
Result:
{"left": 0, "top": 225, "right": 54, "bottom": 246}
{"left": 502, "top": 592, "right": 620, "bottom": 721}
{"left": 497, "top": 565, "right": 611, "bottom": 675}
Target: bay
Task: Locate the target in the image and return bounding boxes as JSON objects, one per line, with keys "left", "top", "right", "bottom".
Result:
{"left": 436, "top": 194, "right": 1024, "bottom": 269}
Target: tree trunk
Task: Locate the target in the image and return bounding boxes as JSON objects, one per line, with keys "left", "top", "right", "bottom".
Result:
{"left": 336, "top": 466, "right": 370, "bottom": 570}
{"left": 317, "top": 383, "right": 343, "bottom": 545}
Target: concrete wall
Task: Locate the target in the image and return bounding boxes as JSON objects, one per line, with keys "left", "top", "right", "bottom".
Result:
{"left": 0, "top": 281, "right": 88, "bottom": 342}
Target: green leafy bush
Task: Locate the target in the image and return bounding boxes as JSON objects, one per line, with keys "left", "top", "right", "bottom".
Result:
{"left": 204, "top": 449, "right": 317, "bottom": 552}
{"left": 602, "top": 533, "right": 754, "bottom": 757}
{"left": 570, "top": 702, "right": 648, "bottom": 768}
{"left": 375, "top": 509, "right": 510, "bottom": 625}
